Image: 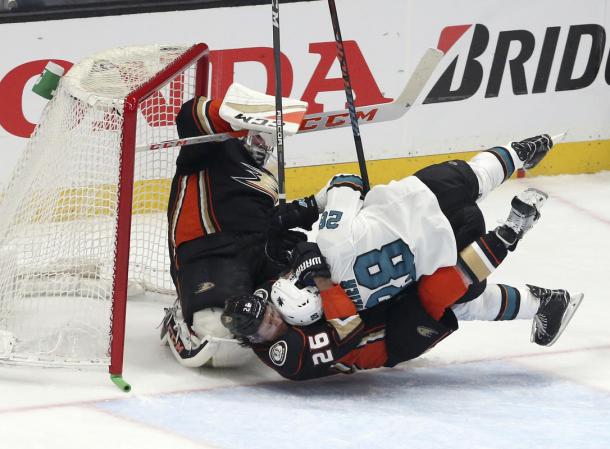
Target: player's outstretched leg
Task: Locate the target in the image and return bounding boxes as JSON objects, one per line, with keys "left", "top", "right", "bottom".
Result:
{"left": 451, "top": 283, "right": 584, "bottom": 346}
{"left": 528, "top": 285, "right": 584, "bottom": 346}
{"left": 495, "top": 188, "right": 548, "bottom": 251}
{"left": 468, "top": 134, "right": 553, "bottom": 201}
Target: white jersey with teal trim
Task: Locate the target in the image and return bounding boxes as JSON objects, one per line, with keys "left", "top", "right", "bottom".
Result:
{"left": 316, "top": 175, "right": 457, "bottom": 311}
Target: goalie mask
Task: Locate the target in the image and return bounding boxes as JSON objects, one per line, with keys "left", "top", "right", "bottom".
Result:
{"left": 243, "top": 131, "right": 274, "bottom": 167}
{"left": 270, "top": 276, "right": 322, "bottom": 326}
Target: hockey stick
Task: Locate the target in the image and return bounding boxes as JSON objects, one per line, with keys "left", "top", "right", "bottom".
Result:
{"left": 299, "top": 47, "right": 443, "bottom": 132}
{"left": 272, "top": 0, "right": 287, "bottom": 207}
{"left": 134, "top": 48, "right": 443, "bottom": 153}
{"left": 327, "top": 0, "right": 369, "bottom": 191}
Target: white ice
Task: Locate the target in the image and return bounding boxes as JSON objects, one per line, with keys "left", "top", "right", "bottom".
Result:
{"left": 1, "top": 172, "right": 610, "bottom": 449}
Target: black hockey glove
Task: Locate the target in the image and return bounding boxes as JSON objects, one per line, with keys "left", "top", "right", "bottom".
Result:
{"left": 265, "top": 229, "right": 308, "bottom": 266}
{"left": 270, "top": 195, "right": 319, "bottom": 231}
{"left": 290, "top": 241, "right": 331, "bottom": 288}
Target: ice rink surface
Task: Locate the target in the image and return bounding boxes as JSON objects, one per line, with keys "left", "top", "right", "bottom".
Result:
{"left": 1, "top": 172, "right": 609, "bottom": 449}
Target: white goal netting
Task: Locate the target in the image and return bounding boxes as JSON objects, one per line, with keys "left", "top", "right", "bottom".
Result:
{"left": 0, "top": 44, "right": 206, "bottom": 366}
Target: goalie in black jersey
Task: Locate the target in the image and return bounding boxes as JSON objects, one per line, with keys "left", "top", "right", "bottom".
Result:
{"left": 160, "top": 83, "right": 307, "bottom": 368}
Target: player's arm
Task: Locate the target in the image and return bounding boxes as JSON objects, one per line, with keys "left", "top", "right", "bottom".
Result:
{"left": 174, "top": 96, "right": 239, "bottom": 170}
{"left": 269, "top": 173, "right": 365, "bottom": 233}
{"left": 315, "top": 173, "right": 364, "bottom": 240}
{"left": 176, "top": 96, "right": 235, "bottom": 138}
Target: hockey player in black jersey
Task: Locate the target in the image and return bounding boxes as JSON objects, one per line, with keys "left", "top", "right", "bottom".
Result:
{"left": 161, "top": 83, "right": 308, "bottom": 368}
{"left": 221, "top": 259, "right": 454, "bottom": 381}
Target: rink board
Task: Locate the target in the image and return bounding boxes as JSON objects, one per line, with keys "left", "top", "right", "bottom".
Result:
{"left": 285, "top": 138, "right": 610, "bottom": 198}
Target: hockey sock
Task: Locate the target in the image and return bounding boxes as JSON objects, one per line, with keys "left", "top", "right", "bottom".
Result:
{"left": 468, "top": 146, "right": 521, "bottom": 201}
{"left": 458, "top": 231, "right": 508, "bottom": 284}
{"left": 451, "top": 284, "right": 540, "bottom": 321}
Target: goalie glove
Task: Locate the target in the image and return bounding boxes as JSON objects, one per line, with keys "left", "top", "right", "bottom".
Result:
{"left": 290, "top": 241, "right": 331, "bottom": 288}
{"left": 271, "top": 195, "right": 320, "bottom": 231}
{"left": 219, "top": 83, "right": 308, "bottom": 135}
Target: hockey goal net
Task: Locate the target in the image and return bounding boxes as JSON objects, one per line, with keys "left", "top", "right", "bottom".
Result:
{"left": 0, "top": 43, "right": 208, "bottom": 381}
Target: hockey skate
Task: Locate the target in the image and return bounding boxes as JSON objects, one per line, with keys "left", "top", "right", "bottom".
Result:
{"left": 528, "top": 285, "right": 584, "bottom": 346}
{"left": 495, "top": 188, "right": 548, "bottom": 250}
{"left": 159, "top": 302, "right": 180, "bottom": 345}
{"left": 510, "top": 134, "right": 553, "bottom": 170}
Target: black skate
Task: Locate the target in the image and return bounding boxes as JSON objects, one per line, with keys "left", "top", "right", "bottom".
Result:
{"left": 495, "top": 188, "right": 548, "bottom": 250}
{"left": 510, "top": 134, "right": 553, "bottom": 170}
{"left": 528, "top": 285, "right": 584, "bottom": 346}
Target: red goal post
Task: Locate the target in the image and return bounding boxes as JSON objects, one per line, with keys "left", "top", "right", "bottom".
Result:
{"left": 0, "top": 43, "right": 209, "bottom": 391}
{"left": 110, "top": 43, "right": 209, "bottom": 389}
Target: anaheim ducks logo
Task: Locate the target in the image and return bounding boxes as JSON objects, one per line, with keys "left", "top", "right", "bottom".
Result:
{"left": 195, "top": 282, "right": 216, "bottom": 294}
{"left": 269, "top": 340, "right": 288, "bottom": 366}
{"left": 417, "top": 326, "right": 439, "bottom": 338}
{"left": 232, "top": 163, "right": 279, "bottom": 202}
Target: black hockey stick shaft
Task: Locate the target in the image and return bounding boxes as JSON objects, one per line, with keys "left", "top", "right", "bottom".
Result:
{"left": 272, "top": 0, "right": 286, "bottom": 208}
{"left": 327, "top": 0, "right": 370, "bottom": 192}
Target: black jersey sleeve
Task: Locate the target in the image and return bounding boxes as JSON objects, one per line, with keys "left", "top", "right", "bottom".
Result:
{"left": 174, "top": 97, "right": 238, "bottom": 172}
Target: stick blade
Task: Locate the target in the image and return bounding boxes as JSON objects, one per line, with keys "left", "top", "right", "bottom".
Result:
{"left": 396, "top": 48, "right": 444, "bottom": 108}
{"left": 297, "top": 47, "right": 444, "bottom": 133}
{"left": 550, "top": 132, "right": 567, "bottom": 144}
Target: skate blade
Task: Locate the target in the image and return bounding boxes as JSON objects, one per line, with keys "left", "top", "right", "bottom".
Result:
{"left": 535, "top": 293, "right": 585, "bottom": 347}
{"left": 550, "top": 132, "right": 567, "bottom": 144}
{"left": 524, "top": 187, "right": 549, "bottom": 203}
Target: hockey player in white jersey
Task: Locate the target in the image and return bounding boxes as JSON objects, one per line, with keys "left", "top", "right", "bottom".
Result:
{"left": 269, "top": 134, "right": 583, "bottom": 345}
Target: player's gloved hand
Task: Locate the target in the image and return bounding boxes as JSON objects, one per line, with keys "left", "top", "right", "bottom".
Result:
{"left": 265, "top": 230, "right": 307, "bottom": 265}
{"left": 270, "top": 195, "right": 319, "bottom": 231}
{"left": 290, "top": 241, "right": 331, "bottom": 288}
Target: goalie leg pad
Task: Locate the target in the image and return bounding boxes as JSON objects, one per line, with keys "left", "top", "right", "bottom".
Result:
{"left": 192, "top": 308, "right": 255, "bottom": 368}
{"left": 164, "top": 309, "right": 217, "bottom": 368}
{"left": 163, "top": 308, "right": 255, "bottom": 368}
{"left": 205, "top": 341, "right": 255, "bottom": 368}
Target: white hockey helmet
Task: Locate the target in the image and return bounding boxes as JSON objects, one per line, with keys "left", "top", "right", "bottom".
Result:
{"left": 270, "top": 276, "right": 322, "bottom": 326}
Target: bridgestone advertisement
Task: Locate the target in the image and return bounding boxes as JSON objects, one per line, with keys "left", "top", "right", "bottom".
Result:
{"left": 0, "top": 0, "right": 608, "bottom": 194}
